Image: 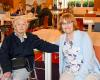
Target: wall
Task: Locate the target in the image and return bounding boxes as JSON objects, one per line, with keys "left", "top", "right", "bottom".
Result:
{"left": 73, "top": 7, "right": 94, "bottom": 15}
{"left": 46, "top": 0, "right": 53, "bottom": 7}
{"left": 94, "top": 0, "right": 100, "bottom": 11}
{"left": 0, "top": 0, "right": 13, "bottom": 7}
{"left": 26, "top": 0, "right": 53, "bottom": 10}
{"left": 13, "top": 0, "right": 25, "bottom": 9}
{"left": 26, "top": 0, "right": 42, "bottom": 10}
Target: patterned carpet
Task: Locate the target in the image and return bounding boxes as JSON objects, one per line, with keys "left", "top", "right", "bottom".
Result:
{"left": 30, "top": 61, "right": 59, "bottom": 80}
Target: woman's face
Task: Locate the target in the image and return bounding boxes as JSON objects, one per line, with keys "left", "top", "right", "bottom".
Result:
{"left": 14, "top": 19, "right": 28, "bottom": 34}
{"left": 62, "top": 18, "right": 74, "bottom": 34}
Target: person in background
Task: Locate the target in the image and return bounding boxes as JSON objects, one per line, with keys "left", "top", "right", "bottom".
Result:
{"left": 0, "top": 3, "right": 5, "bottom": 14}
{"left": 0, "top": 17, "right": 59, "bottom": 80}
{"left": 15, "top": 2, "right": 25, "bottom": 15}
{"left": 57, "top": 13, "right": 100, "bottom": 80}
{"left": 52, "top": 4, "right": 57, "bottom": 10}
{"left": 38, "top": 2, "right": 52, "bottom": 26}
{"left": 31, "top": 0, "right": 41, "bottom": 17}
{"left": 29, "top": 0, "right": 41, "bottom": 30}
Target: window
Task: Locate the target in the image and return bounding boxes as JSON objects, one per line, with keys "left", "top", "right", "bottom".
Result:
{"left": 56, "top": 0, "right": 94, "bottom": 8}
{"left": 83, "top": 0, "right": 94, "bottom": 7}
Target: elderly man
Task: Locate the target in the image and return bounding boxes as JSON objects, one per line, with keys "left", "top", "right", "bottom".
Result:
{"left": 0, "top": 17, "right": 59, "bottom": 80}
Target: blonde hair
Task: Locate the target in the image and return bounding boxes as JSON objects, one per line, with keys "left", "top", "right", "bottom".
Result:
{"left": 59, "top": 13, "right": 79, "bottom": 33}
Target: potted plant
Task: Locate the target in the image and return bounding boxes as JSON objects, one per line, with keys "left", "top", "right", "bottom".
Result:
{"left": 83, "top": 1, "right": 88, "bottom": 7}
{"left": 76, "top": 1, "right": 81, "bottom": 7}
{"left": 89, "top": 0, "right": 94, "bottom": 7}
{"left": 68, "top": 1, "right": 75, "bottom": 7}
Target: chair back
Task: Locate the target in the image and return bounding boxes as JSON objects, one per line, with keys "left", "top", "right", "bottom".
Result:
{"left": 85, "top": 13, "right": 96, "bottom": 17}
{"left": 76, "top": 18, "right": 84, "bottom": 31}
{"left": 94, "top": 22, "right": 100, "bottom": 32}
{"left": 43, "top": 16, "right": 48, "bottom": 28}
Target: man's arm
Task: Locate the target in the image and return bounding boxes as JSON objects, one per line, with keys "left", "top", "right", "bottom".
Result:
{"left": 30, "top": 34, "right": 59, "bottom": 52}
{"left": 0, "top": 37, "right": 12, "bottom": 73}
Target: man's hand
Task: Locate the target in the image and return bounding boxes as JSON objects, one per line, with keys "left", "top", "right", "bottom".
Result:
{"left": 1, "top": 72, "right": 12, "bottom": 80}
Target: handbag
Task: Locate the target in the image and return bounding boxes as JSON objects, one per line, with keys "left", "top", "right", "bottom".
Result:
{"left": 11, "top": 57, "right": 26, "bottom": 70}
{"left": 11, "top": 57, "right": 33, "bottom": 72}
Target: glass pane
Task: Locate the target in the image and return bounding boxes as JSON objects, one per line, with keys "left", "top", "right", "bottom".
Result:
{"left": 83, "top": 0, "right": 88, "bottom": 7}
{"left": 75, "top": 0, "right": 81, "bottom": 7}
{"left": 89, "top": 0, "right": 94, "bottom": 7}
{"left": 57, "top": 0, "right": 94, "bottom": 8}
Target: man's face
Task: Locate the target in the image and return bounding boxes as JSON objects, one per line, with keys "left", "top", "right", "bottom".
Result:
{"left": 14, "top": 19, "right": 28, "bottom": 34}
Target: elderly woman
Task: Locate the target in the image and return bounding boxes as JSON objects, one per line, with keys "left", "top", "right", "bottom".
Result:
{"left": 57, "top": 13, "right": 100, "bottom": 80}
{"left": 0, "top": 17, "right": 59, "bottom": 80}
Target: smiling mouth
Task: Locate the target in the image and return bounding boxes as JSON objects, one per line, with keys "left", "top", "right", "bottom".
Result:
{"left": 64, "top": 28, "right": 71, "bottom": 29}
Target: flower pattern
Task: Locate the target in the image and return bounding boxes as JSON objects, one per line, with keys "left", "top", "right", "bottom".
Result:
{"left": 63, "top": 41, "right": 83, "bottom": 73}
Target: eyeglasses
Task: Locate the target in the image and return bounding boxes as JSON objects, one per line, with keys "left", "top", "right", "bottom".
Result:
{"left": 62, "top": 21, "right": 73, "bottom": 26}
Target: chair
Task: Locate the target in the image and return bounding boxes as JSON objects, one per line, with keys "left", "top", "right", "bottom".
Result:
{"left": 43, "top": 16, "right": 48, "bottom": 28}
{"left": 52, "top": 52, "right": 59, "bottom": 63}
{"left": 33, "top": 29, "right": 61, "bottom": 80}
{"left": 28, "top": 67, "right": 38, "bottom": 80}
{"left": 94, "top": 23, "right": 100, "bottom": 32}
{"left": 84, "top": 13, "right": 96, "bottom": 17}
{"left": 76, "top": 18, "right": 84, "bottom": 31}
{"left": 28, "top": 50, "right": 45, "bottom": 80}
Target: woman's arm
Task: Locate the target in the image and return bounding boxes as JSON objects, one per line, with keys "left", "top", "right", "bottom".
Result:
{"left": 77, "top": 32, "right": 100, "bottom": 79}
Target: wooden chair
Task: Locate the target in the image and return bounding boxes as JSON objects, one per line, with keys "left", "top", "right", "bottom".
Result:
{"left": 43, "top": 16, "right": 48, "bottom": 29}
{"left": 28, "top": 50, "right": 44, "bottom": 80}
{"left": 33, "top": 29, "right": 61, "bottom": 80}
{"left": 84, "top": 13, "right": 96, "bottom": 17}
{"left": 76, "top": 18, "right": 84, "bottom": 31}
{"left": 94, "top": 22, "right": 100, "bottom": 32}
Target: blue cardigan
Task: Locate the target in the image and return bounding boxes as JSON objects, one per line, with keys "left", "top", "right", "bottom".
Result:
{"left": 57, "top": 30, "right": 100, "bottom": 80}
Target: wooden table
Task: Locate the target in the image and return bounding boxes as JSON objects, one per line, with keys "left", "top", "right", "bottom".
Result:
{"left": 83, "top": 17, "right": 100, "bottom": 32}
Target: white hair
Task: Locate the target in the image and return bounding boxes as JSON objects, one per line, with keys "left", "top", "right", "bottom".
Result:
{"left": 12, "top": 16, "right": 28, "bottom": 28}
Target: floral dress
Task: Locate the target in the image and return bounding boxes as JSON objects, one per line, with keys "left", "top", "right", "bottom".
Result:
{"left": 62, "top": 40, "right": 83, "bottom": 74}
